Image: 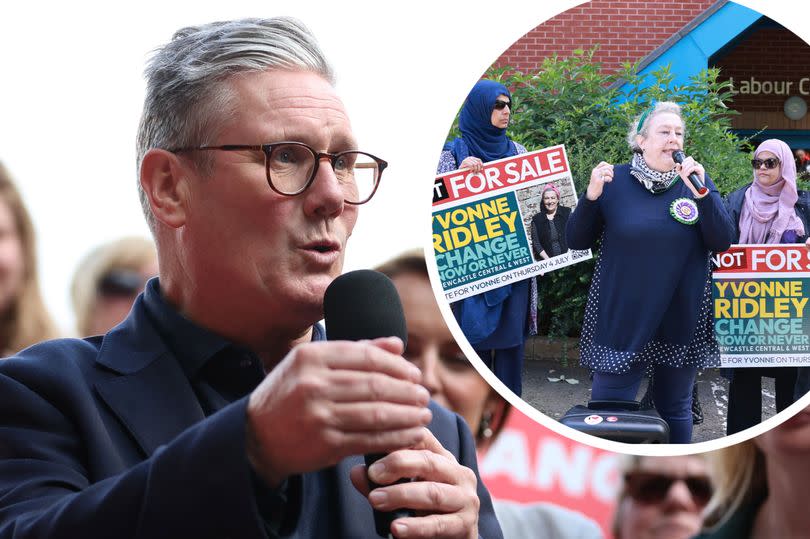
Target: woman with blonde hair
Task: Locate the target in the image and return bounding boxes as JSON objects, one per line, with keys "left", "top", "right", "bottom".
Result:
{"left": 71, "top": 236, "right": 157, "bottom": 336}
{"left": 0, "top": 162, "right": 58, "bottom": 354}
{"left": 696, "top": 406, "right": 810, "bottom": 537}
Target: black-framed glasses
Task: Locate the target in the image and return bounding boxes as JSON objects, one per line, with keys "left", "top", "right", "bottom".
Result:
{"left": 493, "top": 100, "right": 511, "bottom": 111}
{"left": 751, "top": 157, "right": 780, "bottom": 170}
{"left": 169, "top": 141, "right": 387, "bottom": 205}
{"left": 624, "top": 471, "right": 713, "bottom": 507}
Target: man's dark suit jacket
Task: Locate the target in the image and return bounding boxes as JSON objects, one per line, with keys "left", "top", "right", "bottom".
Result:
{"left": 0, "top": 287, "right": 502, "bottom": 538}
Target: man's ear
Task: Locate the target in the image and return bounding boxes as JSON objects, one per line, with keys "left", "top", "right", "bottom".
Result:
{"left": 140, "top": 149, "right": 189, "bottom": 229}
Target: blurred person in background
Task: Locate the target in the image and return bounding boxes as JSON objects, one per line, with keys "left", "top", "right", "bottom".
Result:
{"left": 437, "top": 79, "right": 536, "bottom": 397}
{"left": 613, "top": 454, "right": 712, "bottom": 539}
{"left": 377, "top": 249, "right": 603, "bottom": 539}
{"left": 0, "top": 162, "right": 59, "bottom": 355}
{"left": 794, "top": 148, "right": 810, "bottom": 177}
{"left": 723, "top": 138, "right": 809, "bottom": 434}
{"left": 71, "top": 236, "right": 158, "bottom": 337}
{"left": 696, "top": 405, "right": 810, "bottom": 538}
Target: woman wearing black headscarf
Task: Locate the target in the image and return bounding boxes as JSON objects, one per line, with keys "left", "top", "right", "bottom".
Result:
{"left": 437, "top": 79, "right": 536, "bottom": 397}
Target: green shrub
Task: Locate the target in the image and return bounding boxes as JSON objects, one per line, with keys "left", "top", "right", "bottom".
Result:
{"left": 444, "top": 48, "right": 756, "bottom": 338}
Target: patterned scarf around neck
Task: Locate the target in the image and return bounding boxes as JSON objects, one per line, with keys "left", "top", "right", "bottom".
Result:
{"left": 629, "top": 152, "right": 680, "bottom": 194}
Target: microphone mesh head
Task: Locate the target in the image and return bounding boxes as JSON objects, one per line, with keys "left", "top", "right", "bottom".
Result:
{"left": 324, "top": 269, "right": 407, "bottom": 346}
{"left": 671, "top": 150, "right": 686, "bottom": 164}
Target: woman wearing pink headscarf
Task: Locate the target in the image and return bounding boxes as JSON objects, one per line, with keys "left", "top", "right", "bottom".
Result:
{"left": 724, "top": 138, "right": 810, "bottom": 435}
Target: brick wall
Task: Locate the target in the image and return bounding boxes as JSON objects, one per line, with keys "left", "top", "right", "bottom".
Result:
{"left": 496, "top": 0, "right": 715, "bottom": 74}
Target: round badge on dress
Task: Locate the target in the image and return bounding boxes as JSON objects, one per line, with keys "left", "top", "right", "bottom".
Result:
{"left": 670, "top": 197, "right": 699, "bottom": 225}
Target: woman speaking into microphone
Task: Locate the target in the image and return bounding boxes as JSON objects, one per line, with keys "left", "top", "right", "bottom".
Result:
{"left": 566, "top": 101, "right": 734, "bottom": 443}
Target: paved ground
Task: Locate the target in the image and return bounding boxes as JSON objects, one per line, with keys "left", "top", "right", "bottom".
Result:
{"left": 521, "top": 337, "right": 778, "bottom": 444}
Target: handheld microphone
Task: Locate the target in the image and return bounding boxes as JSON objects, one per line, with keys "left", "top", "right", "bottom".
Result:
{"left": 672, "top": 150, "right": 708, "bottom": 196}
{"left": 323, "top": 269, "right": 413, "bottom": 537}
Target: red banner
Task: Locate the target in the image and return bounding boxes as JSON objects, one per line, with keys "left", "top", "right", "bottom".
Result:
{"left": 478, "top": 408, "right": 620, "bottom": 538}
{"left": 433, "top": 146, "right": 570, "bottom": 207}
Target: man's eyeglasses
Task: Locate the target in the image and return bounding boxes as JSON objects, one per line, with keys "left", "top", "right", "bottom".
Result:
{"left": 751, "top": 157, "right": 780, "bottom": 170}
{"left": 623, "top": 471, "right": 713, "bottom": 507}
{"left": 493, "top": 100, "right": 511, "bottom": 111}
{"left": 169, "top": 141, "right": 388, "bottom": 205}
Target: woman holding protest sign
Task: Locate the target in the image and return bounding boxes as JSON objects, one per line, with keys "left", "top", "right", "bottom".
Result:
{"left": 437, "top": 79, "right": 536, "bottom": 397}
{"left": 531, "top": 183, "right": 571, "bottom": 260}
{"left": 723, "top": 138, "right": 810, "bottom": 435}
{"left": 696, "top": 405, "right": 810, "bottom": 538}
{"left": 566, "top": 101, "right": 734, "bottom": 443}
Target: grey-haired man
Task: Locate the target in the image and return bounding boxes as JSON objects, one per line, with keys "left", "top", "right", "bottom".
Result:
{"left": 0, "top": 17, "right": 501, "bottom": 539}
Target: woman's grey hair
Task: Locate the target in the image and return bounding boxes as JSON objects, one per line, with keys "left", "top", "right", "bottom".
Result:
{"left": 135, "top": 17, "right": 335, "bottom": 231}
{"left": 627, "top": 101, "right": 686, "bottom": 152}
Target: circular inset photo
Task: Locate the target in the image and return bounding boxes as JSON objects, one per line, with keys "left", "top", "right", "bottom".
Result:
{"left": 430, "top": 0, "right": 810, "bottom": 452}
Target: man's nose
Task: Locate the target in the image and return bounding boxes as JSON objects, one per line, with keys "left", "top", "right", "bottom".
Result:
{"left": 303, "top": 158, "right": 345, "bottom": 217}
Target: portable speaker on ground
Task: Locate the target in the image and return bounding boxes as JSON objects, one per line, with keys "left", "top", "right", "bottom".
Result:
{"left": 559, "top": 399, "right": 670, "bottom": 443}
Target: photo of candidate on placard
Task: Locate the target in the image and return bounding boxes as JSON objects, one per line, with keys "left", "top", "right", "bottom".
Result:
{"left": 522, "top": 180, "right": 576, "bottom": 263}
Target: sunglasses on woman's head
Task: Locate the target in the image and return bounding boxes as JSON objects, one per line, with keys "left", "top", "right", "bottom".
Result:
{"left": 624, "top": 471, "right": 713, "bottom": 507}
{"left": 493, "top": 100, "right": 511, "bottom": 110}
{"left": 751, "top": 157, "right": 780, "bottom": 169}
{"left": 98, "top": 270, "right": 147, "bottom": 298}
